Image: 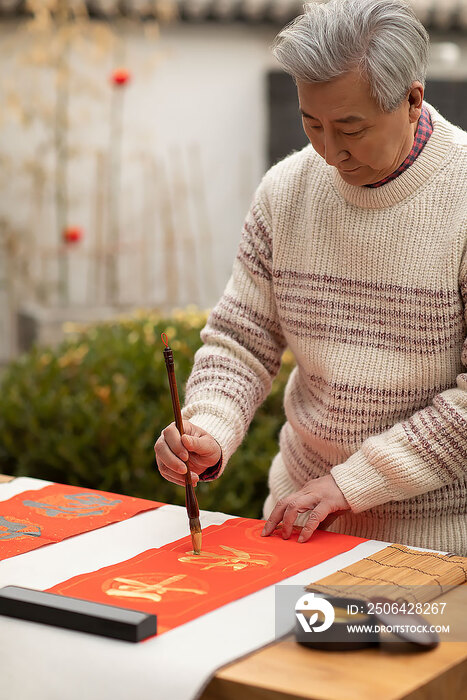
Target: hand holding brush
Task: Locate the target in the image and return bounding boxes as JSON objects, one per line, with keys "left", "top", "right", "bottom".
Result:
{"left": 157, "top": 333, "right": 221, "bottom": 553}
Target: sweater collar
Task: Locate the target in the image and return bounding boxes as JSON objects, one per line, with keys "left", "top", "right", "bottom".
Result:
{"left": 365, "top": 103, "right": 433, "bottom": 188}
{"left": 331, "top": 103, "right": 455, "bottom": 209}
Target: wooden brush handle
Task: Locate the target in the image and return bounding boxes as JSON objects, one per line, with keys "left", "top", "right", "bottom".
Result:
{"left": 163, "top": 347, "right": 184, "bottom": 435}
{"left": 163, "top": 346, "right": 199, "bottom": 520}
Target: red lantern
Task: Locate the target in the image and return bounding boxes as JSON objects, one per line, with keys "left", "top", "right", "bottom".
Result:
{"left": 111, "top": 68, "right": 131, "bottom": 87}
{"left": 63, "top": 227, "right": 83, "bottom": 244}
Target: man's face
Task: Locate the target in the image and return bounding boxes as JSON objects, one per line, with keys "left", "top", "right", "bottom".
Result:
{"left": 297, "top": 70, "right": 422, "bottom": 186}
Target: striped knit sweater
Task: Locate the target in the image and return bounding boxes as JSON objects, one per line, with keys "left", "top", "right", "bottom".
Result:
{"left": 182, "top": 103, "right": 467, "bottom": 555}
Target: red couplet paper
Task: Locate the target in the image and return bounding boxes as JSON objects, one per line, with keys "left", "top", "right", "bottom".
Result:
{"left": 0, "top": 483, "right": 164, "bottom": 561}
{"left": 47, "top": 518, "right": 368, "bottom": 635}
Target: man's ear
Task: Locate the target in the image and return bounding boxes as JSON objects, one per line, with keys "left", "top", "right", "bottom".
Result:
{"left": 407, "top": 82, "right": 424, "bottom": 123}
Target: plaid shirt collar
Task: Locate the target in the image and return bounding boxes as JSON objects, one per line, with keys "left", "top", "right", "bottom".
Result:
{"left": 365, "top": 104, "right": 433, "bottom": 188}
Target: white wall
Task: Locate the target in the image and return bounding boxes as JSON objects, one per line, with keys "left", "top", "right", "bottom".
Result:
{"left": 1, "top": 19, "right": 466, "bottom": 361}
{"left": 0, "top": 19, "right": 278, "bottom": 358}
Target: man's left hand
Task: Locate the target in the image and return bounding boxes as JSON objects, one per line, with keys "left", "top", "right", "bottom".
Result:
{"left": 261, "top": 474, "right": 350, "bottom": 543}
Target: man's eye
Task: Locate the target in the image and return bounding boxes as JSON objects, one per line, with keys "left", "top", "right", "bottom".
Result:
{"left": 343, "top": 130, "right": 364, "bottom": 136}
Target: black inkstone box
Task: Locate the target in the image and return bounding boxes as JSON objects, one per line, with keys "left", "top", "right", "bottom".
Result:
{"left": 0, "top": 585, "right": 157, "bottom": 642}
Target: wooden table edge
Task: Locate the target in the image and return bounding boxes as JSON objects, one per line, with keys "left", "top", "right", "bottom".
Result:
{"left": 201, "top": 635, "right": 467, "bottom": 700}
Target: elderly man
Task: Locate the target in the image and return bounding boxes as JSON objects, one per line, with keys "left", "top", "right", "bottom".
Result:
{"left": 155, "top": 0, "right": 467, "bottom": 555}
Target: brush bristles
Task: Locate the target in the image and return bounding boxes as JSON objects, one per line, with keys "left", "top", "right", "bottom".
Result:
{"left": 190, "top": 517, "right": 202, "bottom": 555}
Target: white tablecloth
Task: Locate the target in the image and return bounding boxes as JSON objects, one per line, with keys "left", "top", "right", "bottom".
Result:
{"left": 0, "top": 478, "right": 389, "bottom": 700}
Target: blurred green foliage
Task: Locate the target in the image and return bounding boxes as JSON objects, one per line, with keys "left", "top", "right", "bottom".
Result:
{"left": 0, "top": 307, "right": 294, "bottom": 518}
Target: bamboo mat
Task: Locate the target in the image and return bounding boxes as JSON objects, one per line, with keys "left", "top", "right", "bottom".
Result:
{"left": 308, "top": 543, "right": 467, "bottom": 604}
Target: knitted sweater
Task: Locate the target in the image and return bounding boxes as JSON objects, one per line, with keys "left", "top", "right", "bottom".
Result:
{"left": 182, "top": 103, "right": 467, "bottom": 555}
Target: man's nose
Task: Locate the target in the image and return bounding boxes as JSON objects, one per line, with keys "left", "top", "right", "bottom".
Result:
{"left": 323, "top": 133, "right": 345, "bottom": 167}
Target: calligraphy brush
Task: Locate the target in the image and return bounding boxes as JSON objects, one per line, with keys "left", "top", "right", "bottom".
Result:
{"left": 161, "top": 333, "right": 202, "bottom": 554}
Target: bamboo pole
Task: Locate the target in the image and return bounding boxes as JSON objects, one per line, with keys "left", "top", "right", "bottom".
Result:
{"left": 188, "top": 142, "right": 216, "bottom": 305}
{"left": 158, "top": 157, "right": 178, "bottom": 308}
{"left": 90, "top": 151, "right": 106, "bottom": 305}
{"left": 24, "top": 168, "right": 44, "bottom": 302}
{"left": 171, "top": 145, "right": 198, "bottom": 305}
{"left": 54, "top": 39, "right": 70, "bottom": 305}
{"left": 141, "top": 154, "right": 157, "bottom": 303}
{"left": 106, "top": 40, "right": 126, "bottom": 305}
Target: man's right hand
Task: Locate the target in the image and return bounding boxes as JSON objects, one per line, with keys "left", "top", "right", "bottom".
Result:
{"left": 154, "top": 420, "right": 221, "bottom": 487}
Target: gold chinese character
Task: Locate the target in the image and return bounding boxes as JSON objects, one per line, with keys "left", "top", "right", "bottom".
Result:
{"left": 179, "top": 546, "right": 271, "bottom": 571}
{"left": 105, "top": 574, "right": 206, "bottom": 603}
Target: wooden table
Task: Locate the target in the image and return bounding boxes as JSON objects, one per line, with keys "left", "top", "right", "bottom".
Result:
{"left": 202, "top": 628, "right": 467, "bottom": 700}
{"left": 2, "top": 475, "right": 466, "bottom": 700}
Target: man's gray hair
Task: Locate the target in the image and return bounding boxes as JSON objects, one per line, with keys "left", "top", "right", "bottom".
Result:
{"left": 272, "top": 0, "right": 429, "bottom": 113}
